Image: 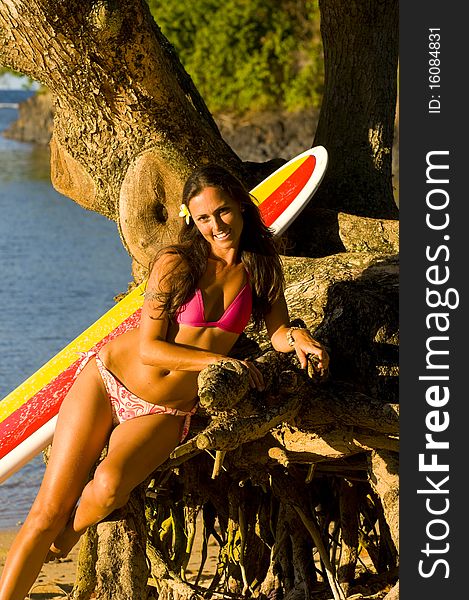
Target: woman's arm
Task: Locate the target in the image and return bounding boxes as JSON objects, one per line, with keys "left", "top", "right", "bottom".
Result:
{"left": 138, "top": 254, "right": 225, "bottom": 371}
{"left": 138, "top": 254, "right": 266, "bottom": 389}
{"left": 264, "top": 294, "right": 330, "bottom": 372}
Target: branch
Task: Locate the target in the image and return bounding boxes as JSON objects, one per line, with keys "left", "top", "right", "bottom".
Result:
{"left": 189, "top": 354, "right": 398, "bottom": 458}
{"left": 146, "top": 542, "right": 202, "bottom": 600}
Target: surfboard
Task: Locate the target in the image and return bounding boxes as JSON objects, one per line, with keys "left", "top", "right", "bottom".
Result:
{"left": 0, "top": 146, "right": 328, "bottom": 484}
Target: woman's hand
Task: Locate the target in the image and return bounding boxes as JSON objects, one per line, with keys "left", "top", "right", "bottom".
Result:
{"left": 238, "top": 359, "right": 265, "bottom": 391}
{"left": 290, "top": 329, "right": 329, "bottom": 374}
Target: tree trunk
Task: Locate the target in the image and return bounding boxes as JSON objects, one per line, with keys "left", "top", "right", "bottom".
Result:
{"left": 300, "top": 0, "right": 398, "bottom": 221}
{"left": 0, "top": 0, "right": 244, "bottom": 271}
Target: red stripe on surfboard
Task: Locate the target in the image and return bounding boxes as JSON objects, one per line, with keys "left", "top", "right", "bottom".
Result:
{"left": 0, "top": 309, "right": 142, "bottom": 460}
{"left": 260, "top": 155, "right": 316, "bottom": 227}
{"left": 0, "top": 366, "right": 78, "bottom": 460}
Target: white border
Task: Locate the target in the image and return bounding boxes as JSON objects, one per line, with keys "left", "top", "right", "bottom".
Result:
{"left": 0, "top": 416, "right": 57, "bottom": 484}
{"left": 251, "top": 145, "right": 329, "bottom": 236}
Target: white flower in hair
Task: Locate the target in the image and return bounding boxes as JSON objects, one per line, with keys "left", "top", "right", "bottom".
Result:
{"left": 178, "top": 203, "right": 191, "bottom": 224}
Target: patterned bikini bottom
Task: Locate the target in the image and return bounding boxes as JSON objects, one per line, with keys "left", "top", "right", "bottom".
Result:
{"left": 76, "top": 352, "right": 197, "bottom": 442}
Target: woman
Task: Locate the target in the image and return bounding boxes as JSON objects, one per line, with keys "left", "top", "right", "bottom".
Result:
{"left": 0, "top": 164, "right": 329, "bottom": 599}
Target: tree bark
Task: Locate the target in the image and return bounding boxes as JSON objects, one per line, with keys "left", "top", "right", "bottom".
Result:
{"left": 296, "top": 0, "right": 399, "bottom": 222}
{"left": 0, "top": 0, "right": 244, "bottom": 270}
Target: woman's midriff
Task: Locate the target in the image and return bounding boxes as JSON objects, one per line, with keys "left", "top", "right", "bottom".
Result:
{"left": 98, "top": 325, "right": 239, "bottom": 410}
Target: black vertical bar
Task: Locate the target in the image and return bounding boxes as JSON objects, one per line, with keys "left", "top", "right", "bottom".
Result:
{"left": 400, "top": 2, "right": 466, "bottom": 598}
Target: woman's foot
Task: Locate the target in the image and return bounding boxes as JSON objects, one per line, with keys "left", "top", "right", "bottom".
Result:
{"left": 45, "top": 514, "right": 82, "bottom": 562}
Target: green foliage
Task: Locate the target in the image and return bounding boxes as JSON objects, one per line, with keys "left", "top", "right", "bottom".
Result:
{"left": 147, "top": 0, "right": 323, "bottom": 115}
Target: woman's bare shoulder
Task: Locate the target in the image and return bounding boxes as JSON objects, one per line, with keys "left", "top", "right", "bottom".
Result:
{"left": 147, "top": 251, "right": 187, "bottom": 289}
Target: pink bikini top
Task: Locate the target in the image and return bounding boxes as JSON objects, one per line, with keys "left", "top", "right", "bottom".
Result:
{"left": 175, "top": 277, "right": 252, "bottom": 334}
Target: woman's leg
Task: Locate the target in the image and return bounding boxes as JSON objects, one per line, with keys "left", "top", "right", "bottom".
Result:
{"left": 50, "top": 411, "right": 184, "bottom": 558}
{"left": 0, "top": 358, "right": 113, "bottom": 600}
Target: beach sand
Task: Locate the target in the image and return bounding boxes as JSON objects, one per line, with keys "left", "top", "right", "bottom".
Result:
{"left": 0, "top": 518, "right": 218, "bottom": 599}
{"left": 0, "top": 528, "right": 80, "bottom": 599}
{"left": 0, "top": 525, "right": 389, "bottom": 599}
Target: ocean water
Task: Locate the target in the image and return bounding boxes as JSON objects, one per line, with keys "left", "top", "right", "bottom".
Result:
{"left": 0, "top": 90, "right": 132, "bottom": 529}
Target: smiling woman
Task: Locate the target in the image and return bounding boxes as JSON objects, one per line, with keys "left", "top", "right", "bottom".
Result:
{"left": 189, "top": 187, "right": 245, "bottom": 252}
{"left": 0, "top": 162, "right": 329, "bottom": 600}
{"left": 156, "top": 164, "right": 288, "bottom": 331}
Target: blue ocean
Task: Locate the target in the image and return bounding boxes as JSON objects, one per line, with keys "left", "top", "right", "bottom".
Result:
{"left": 0, "top": 89, "right": 132, "bottom": 529}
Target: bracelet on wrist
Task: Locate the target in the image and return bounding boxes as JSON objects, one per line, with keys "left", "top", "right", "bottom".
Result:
{"left": 286, "top": 326, "right": 303, "bottom": 347}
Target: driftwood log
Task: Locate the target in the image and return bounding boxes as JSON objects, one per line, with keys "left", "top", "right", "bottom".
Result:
{"left": 68, "top": 241, "right": 399, "bottom": 600}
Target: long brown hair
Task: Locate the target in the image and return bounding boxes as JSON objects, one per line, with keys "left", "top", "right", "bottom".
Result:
{"left": 150, "top": 164, "right": 285, "bottom": 330}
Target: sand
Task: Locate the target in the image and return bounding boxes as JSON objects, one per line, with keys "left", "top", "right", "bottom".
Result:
{"left": 0, "top": 518, "right": 218, "bottom": 599}
{"left": 0, "top": 525, "right": 390, "bottom": 599}
{"left": 0, "top": 528, "right": 80, "bottom": 599}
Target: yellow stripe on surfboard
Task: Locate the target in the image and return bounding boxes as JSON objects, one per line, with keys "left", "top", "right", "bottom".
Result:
{"left": 0, "top": 282, "right": 146, "bottom": 421}
{"left": 250, "top": 155, "right": 309, "bottom": 205}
